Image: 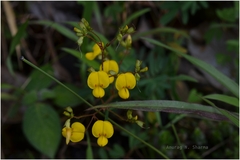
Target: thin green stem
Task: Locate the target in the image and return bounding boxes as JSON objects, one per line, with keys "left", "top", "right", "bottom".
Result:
{"left": 110, "top": 119, "right": 169, "bottom": 159}
{"left": 171, "top": 124, "right": 187, "bottom": 159}
{"left": 21, "top": 56, "right": 93, "bottom": 108}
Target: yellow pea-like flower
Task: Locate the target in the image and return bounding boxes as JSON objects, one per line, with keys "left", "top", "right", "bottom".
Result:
{"left": 92, "top": 120, "right": 114, "bottom": 147}
{"left": 87, "top": 71, "right": 110, "bottom": 98}
{"left": 85, "top": 43, "right": 103, "bottom": 60}
{"left": 115, "top": 72, "right": 136, "bottom": 99}
{"left": 100, "top": 60, "right": 119, "bottom": 83}
{"left": 62, "top": 122, "right": 85, "bottom": 145}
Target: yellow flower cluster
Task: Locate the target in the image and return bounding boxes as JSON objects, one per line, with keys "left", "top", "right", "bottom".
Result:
{"left": 86, "top": 43, "right": 138, "bottom": 99}
{"left": 62, "top": 119, "right": 114, "bottom": 147}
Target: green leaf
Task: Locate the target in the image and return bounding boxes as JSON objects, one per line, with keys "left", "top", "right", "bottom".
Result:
{"left": 39, "top": 89, "right": 56, "bottom": 101}
{"left": 22, "top": 103, "right": 61, "bottom": 158}
{"left": 203, "top": 94, "right": 239, "bottom": 107}
{"left": 109, "top": 144, "right": 125, "bottom": 158}
{"left": 98, "top": 148, "right": 108, "bottom": 159}
{"left": 141, "top": 37, "right": 239, "bottom": 98}
{"left": 52, "top": 83, "right": 83, "bottom": 108}
{"left": 160, "top": 9, "right": 178, "bottom": 25}
{"left": 61, "top": 47, "right": 100, "bottom": 70}
{"left": 122, "top": 8, "right": 150, "bottom": 27}
{"left": 22, "top": 90, "right": 38, "bottom": 106}
{"left": 187, "top": 89, "right": 203, "bottom": 103}
{"left": 216, "top": 8, "right": 237, "bottom": 23}
{"left": 25, "top": 64, "right": 54, "bottom": 91}
{"left": 91, "top": 100, "right": 238, "bottom": 121}
{"left": 30, "top": 20, "right": 78, "bottom": 41}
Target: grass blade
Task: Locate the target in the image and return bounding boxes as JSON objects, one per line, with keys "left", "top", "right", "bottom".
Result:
{"left": 203, "top": 94, "right": 239, "bottom": 107}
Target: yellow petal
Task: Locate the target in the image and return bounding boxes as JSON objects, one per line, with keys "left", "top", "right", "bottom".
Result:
{"left": 118, "top": 88, "right": 130, "bottom": 99}
{"left": 71, "top": 122, "right": 85, "bottom": 133}
{"left": 62, "top": 127, "right": 72, "bottom": 144}
{"left": 85, "top": 52, "right": 96, "bottom": 60}
{"left": 98, "top": 71, "right": 110, "bottom": 88}
{"left": 109, "top": 76, "right": 114, "bottom": 84}
{"left": 71, "top": 122, "right": 85, "bottom": 143}
{"left": 97, "top": 136, "right": 108, "bottom": 147}
{"left": 71, "top": 132, "right": 85, "bottom": 142}
{"left": 115, "top": 73, "right": 136, "bottom": 90}
{"left": 125, "top": 72, "right": 136, "bottom": 89}
{"left": 87, "top": 71, "right": 98, "bottom": 89}
{"left": 103, "top": 121, "right": 114, "bottom": 138}
{"left": 92, "top": 86, "right": 105, "bottom": 98}
{"left": 92, "top": 120, "right": 104, "bottom": 138}
{"left": 115, "top": 73, "right": 126, "bottom": 90}
{"left": 100, "top": 60, "right": 119, "bottom": 74}
{"left": 92, "top": 43, "right": 102, "bottom": 54}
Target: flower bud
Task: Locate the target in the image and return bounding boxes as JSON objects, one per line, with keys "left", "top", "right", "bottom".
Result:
{"left": 63, "top": 111, "right": 71, "bottom": 117}
{"left": 140, "top": 67, "right": 148, "bottom": 73}
{"left": 127, "top": 110, "right": 133, "bottom": 119}
{"left": 125, "top": 35, "right": 132, "bottom": 49}
{"left": 127, "top": 27, "right": 135, "bottom": 34}
{"left": 135, "top": 73, "right": 141, "bottom": 82}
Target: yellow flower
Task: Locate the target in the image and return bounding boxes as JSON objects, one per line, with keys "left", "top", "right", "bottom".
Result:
{"left": 85, "top": 43, "right": 103, "bottom": 60}
{"left": 115, "top": 72, "right": 136, "bottom": 99}
{"left": 92, "top": 120, "right": 114, "bottom": 147}
{"left": 87, "top": 71, "right": 110, "bottom": 98}
{"left": 62, "top": 122, "right": 85, "bottom": 145}
{"left": 100, "top": 60, "right": 119, "bottom": 83}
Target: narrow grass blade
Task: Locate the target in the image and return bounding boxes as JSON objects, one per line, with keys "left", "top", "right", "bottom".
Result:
{"left": 203, "top": 94, "right": 239, "bottom": 107}
{"left": 30, "top": 20, "right": 78, "bottom": 41}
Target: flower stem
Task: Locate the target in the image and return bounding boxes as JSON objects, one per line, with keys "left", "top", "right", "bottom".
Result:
{"left": 21, "top": 56, "right": 93, "bottom": 108}
{"left": 172, "top": 124, "right": 187, "bottom": 159}
{"left": 110, "top": 119, "right": 170, "bottom": 159}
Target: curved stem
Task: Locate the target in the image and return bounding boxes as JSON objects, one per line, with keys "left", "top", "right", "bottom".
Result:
{"left": 21, "top": 56, "right": 93, "bottom": 108}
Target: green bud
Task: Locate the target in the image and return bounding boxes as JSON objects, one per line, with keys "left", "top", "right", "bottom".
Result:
{"left": 74, "top": 27, "right": 81, "bottom": 33}
{"left": 135, "top": 60, "right": 142, "bottom": 72}
{"left": 77, "top": 37, "right": 84, "bottom": 47}
{"left": 117, "top": 33, "right": 123, "bottom": 42}
{"left": 127, "top": 27, "right": 135, "bottom": 34}
{"left": 65, "top": 106, "right": 73, "bottom": 113}
{"left": 135, "top": 73, "right": 141, "bottom": 81}
{"left": 63, "top": 111, "right": 71, "bottom": 117}
{"left": 109, "top": 70, "right": 117, "bottom": 76}
{"left": 127, "top": 110, "right": 133, "bottom": 119}
{"left": 64, "top": 118, "right": 71, "bottom": 128}
{"left": 125, "top": 35, "right": 132, "bottom": 49}
{"left": 136, "top": 120, "right": 145, "bottom": 128}
{"left": 88, "top": 67, "right": 95, "bottom": 73}
{"left": 140, "top": 67, "right": 148, "bottom": 73}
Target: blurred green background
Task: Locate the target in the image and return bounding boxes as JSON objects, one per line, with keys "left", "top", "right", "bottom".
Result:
{"left": 1, "top": 1, "right": 239, "bottom": 159}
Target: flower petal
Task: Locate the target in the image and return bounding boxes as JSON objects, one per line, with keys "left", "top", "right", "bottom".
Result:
{"left": 71, "top": 122, "right": 85, "bottom": 133}
{"left": 103, "top": 121, "right": 114, "bottom": 138}
{"left": 92, "top": 86, "right": 105, "bottom": 98}
{"left": 100, "top": 60, "right": 119, "bottom": 74}
{"left": 92, "top": 120, "right": 104, "bottom": 138}
{"left": 125, "top": 72, "right": 136, "bottom": 89}
{"left": 85, "top": 52, "right": 96, "bottom": 60}
{"left": 92, "top": 43, "right": 101, "bottom": 55}
{"left": 98, "top": 71, "right": 110, "bottom": 88}
{"left": 97, "top": 136, "right": 108, "bottom": 147}
{"left": 71, "top": 132, "right": 85, "bottom": 142}
{"left": 118, "top": 88, "right": 130, "bottom": 99}
{"left": 87, "top": 72, "right": 98, "bottom": 89}
{"left": 115, "top": 73, "right": 126, "bottom": 90}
